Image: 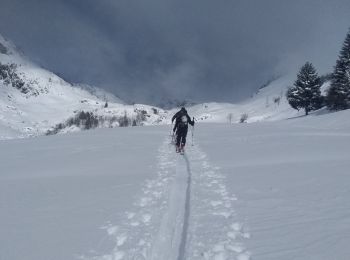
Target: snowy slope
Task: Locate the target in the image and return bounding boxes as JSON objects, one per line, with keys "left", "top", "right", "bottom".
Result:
{"left": 0, "top": 33, "right": 333, "bottom": 141}
{"left": 179, "top": 76, "right": 330, "bottom": 124}
{"left": 1, "top": 109, "right": 350, "bottom": 260}
{"left": 178, "top": 76, "right": 296, "bottom": 124}
{"left": 0, "top": 34, "right": 168, "bottom": 139}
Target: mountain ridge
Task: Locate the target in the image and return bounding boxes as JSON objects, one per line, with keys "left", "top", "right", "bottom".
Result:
{"left": 0, "top": 34, "right": 331, "bottom": 140}
{"left": 0, "top": 34, "right": 169, "bottom": 139}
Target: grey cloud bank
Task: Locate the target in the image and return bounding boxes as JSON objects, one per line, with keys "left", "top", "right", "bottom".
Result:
{"left": 0, "top": 0, "right": 349, "bottom": 105}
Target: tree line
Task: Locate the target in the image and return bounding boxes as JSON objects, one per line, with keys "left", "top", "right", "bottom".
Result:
{"left": 287, "top": 29, "right": 350, "bottom": 115}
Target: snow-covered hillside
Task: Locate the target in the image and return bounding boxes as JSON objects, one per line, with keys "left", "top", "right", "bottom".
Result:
{"left": 1, "top": 109, "right": 350, "bottom": 260}
{"left": 0, "top": 34, "right": 333, "bottom": 141}
{"left": 180, "top": 76, "right": 302, "bottom": 124}
{"left": 0, "top": 34, "right": 168, "bottom": 139}
{"left": 175, "top": 75, "right": 329, "bottom": 124}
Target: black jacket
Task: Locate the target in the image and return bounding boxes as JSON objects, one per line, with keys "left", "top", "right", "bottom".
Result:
{"left": 172, "top": 109, "right": 194, "bottom": 132}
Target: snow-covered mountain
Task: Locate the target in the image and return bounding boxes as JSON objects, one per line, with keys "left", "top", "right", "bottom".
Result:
{"left": 1, "top": 34, "right": 332, "bottom": 140}
{"left": 168, "top": 77, "right": 295, "bottom": 124}
{"left": 176, "top": 75, "right": 331, "bottom": 124}
{"left": 181, "top": 77, "right": 316, "bottom": 124}
{"left": 0, "top": 34, "right": 168, "bottom": 139}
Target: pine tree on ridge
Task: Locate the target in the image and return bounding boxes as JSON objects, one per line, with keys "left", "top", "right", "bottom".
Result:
{"left": 327, "top": 29, "right": 350, "bottom": 110}
{"left": 287, "top": 62, "right": 323, "bottom": 115}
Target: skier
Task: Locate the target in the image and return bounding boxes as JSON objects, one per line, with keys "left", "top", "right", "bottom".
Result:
{"left": 171, "top": 107, "right": 194, "bottom": 154}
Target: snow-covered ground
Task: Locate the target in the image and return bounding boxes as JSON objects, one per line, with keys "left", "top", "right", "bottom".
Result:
{"left": 197, "top": 110, "right": 350, "bottom": 260}
{"left": 1, "top": 109, "right": 350, "bottom": 260}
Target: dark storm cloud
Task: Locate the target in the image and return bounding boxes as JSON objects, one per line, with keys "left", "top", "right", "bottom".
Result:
{"left": 0, "top": 0, "right": 349, "bottom": 104}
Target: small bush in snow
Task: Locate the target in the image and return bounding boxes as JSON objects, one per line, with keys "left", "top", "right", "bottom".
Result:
{"left": 119, "top": 111, "right": 130, "bottom": 127}
{"left": 46, "top": 109, "right": 150, "bottom": 135}
{"left": 227, "top": 113, "right": 233, "bottom": 124}
{"left": 239, "top": 113, "right": 248, "bottom": 123}
{"left": 273, "top": 96, "right": 281, "bottom": 106}
{"left": 152, "top": 108, "right": 159, "bottom": 115}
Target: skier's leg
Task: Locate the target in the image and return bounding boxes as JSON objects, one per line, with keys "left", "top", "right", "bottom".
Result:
{"left": 176, "top": 130, "right": 181, "bottom": 147}
{"left": 176, "top": 129, "right": 182, "bottom": 152}
{"left": 181, "top": 128, "right": 188, "bottom": 149}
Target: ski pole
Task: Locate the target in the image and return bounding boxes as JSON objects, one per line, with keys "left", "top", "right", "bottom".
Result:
{"left": 170, "top": 121, "right": 175, "bottom": 144}
{"left": 192, "top": 117, "right": 195, "bottom": 146}
{"left": 170, "top": 121, "right": 173, "bottom": 136}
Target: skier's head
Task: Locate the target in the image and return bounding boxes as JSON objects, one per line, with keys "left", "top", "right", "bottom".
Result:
{"left": 180, "top": 107, "right": 187, "bottom": 113}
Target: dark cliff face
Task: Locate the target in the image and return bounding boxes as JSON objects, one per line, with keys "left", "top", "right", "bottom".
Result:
{"left": 0, "top": 42, "right": 8, "bottom": 54}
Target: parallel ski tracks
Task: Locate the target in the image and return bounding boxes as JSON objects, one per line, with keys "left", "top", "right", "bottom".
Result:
{"left": 177, "top": 154, "right": 192, "bottom": 260}
{"left": 87, "top": 136, "right": 250, "bottom": 260}
{"left": 150, "top": 146, "right": 192, "bottom": 260}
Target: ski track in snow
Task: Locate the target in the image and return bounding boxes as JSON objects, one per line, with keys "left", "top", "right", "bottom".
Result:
{"left": 83, "top": 137, "right": 250, "bottom": 260}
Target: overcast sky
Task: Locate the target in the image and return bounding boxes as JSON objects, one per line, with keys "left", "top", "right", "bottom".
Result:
{"left": 0, "top": 0, "right": 349, "bottom": 104}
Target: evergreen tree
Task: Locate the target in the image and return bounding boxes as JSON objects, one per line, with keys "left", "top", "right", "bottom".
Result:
{"left": 287, "top": 62, "right": 323, "bottom": 115}
{"left": 119, "top": 111, "right": 129, "bottom": 127}
{"left": 327, "top": 30, "right": 350, "bottom": 110}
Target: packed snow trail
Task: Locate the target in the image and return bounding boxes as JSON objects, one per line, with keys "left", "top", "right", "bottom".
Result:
{"left": 83, "top": 136, "right": 250, "bottom": 260}
{"left": 177, "top": 155, "right": 192, "bottom": 260}
{"left": 149, "top": 152, "right": 191, "bottom": 260}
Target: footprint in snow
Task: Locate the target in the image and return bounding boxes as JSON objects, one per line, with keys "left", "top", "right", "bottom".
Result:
{"left": 230, "top": 222, "right": 251, "bottom": 239}
{"left": 213, "top": 211, "right": 232, "bottom": 218}
{"left": 126, "top": 212, "right": 135, "bottom": 219}
{"left": 210, "top": 200, "right": 223, "bottom": 207}
{"left": 227, "top": 231, "right": 237, "bottom": 239}
{"left": 142, "top": 214, "right": 151, "bottom": 224}
{"left": 212, "top": 244, "right": 228, "bottom": 260}
{"left": 224, "top": 201, "right": 232, "bottom": 208}
{"left": 106, "top": 226, "right": 118, "bottom": 235}
{"left": 116, "top": 234, "right": 127, "bottom": 246}
{"left": 152, "top": 191, "right": 162, "bottom": 198}
{"left": 112, "top": 251, "right": 125, "bottom": 260}
{"left": 227, "top": 244, "right": 245, "bottom": 253}
{"left": 138, "top": 197, "right": 152, "bottom": 207}
{"left": 236, "top": 252, "right": 251, "bottom": 260}
{"left": 231, "top": 222, "right": 242, "bottom": 232}
{"left": 242, "top": 233, "right": 251, "bottom": 239}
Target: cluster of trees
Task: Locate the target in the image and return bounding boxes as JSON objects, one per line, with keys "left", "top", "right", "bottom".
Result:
{"left": 287, "top": 29, "right": 350, "bottom": 114}
{"left": 226, "top": 112, "right": 248, "bottom": 123}
{"left": 0, "top": 62, "right": 27, "bottom": 93}
{"left": 240, "top": 113, "right": 248, "bottom": 123}
{"left": 47, "top": 110, "right": 149, "bottom": 135}
{"left": 47, "top": 111, "right": 100, "bottom": 135}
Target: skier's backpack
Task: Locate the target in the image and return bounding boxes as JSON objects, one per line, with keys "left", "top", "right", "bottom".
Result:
{"left": 178, "top": 115, "right": 188, "bottom": 127}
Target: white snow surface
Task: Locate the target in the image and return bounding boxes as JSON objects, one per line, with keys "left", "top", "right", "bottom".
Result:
{"left": 1, "top": 109, "right": 350, "bottom": 260}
